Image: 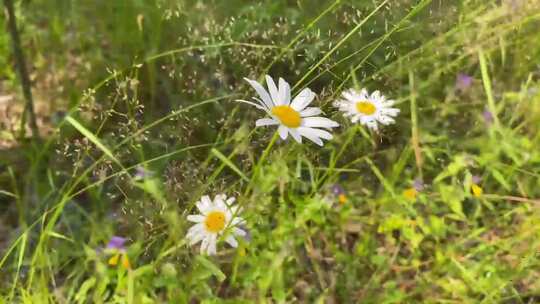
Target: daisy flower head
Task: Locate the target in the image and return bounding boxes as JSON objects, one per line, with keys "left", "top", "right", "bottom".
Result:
{"left": 239, "top": 75, "right": 339, "bottom": 146}
{"left": 334, "top": 88, "right": 400, "bottom": 131}
{"left": 186, "top": 194, "right": 246, "bottom": 255}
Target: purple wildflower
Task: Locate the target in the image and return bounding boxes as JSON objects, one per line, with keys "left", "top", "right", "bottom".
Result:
{"left": 134, "top": 166, "right": 154, "bottom": 180}
{"left": 482, "top": 108, "right": 494, "bottom": 125}
{"left": 413, "top": 178, "right": 425, "bottom": 192}
{"left": 331, "top": 184, "right": 345, "bottom": 196}
{"left": 106, "top": 236, "right": 127, "bottom": 251}
{"left": 456, "top": 73, "right": 473, "bottom": 91}
{"left": 105, "top": 236, "right": 131, "bottom": 269}
{"left": 472, "top": 175, "right": 482, "bottom": 184}
{"left": 329, "top": 184, "right": 348, "bottom": 205}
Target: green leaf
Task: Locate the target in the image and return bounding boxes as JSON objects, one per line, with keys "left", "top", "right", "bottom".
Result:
{"left": 195, "top": 256, "right": 226, "bottom": 282}
{"left": 491, "top": 169, "right": 511, "bottom": 191}
{"left": 75, "top": 277, "right": 96, "bottom": 304}
{"left": 439, "top": 184, "right": 465, "bottom": 219}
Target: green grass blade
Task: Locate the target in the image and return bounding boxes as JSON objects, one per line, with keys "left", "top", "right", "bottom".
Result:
{"left": 293, "top": 0, "right": 390, "bottom": 90}
{"left": 211, "top": 148, "right": 249, "bottom": 182}
{"left": 65, "top": 116, "right": 126, "bottom": 171}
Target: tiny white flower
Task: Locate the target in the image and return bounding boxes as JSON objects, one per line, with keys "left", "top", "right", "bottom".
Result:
{"left": 238, "top": 75, "right": 339, "bottom": 146}
{"left": 186, "top": 194, "right": 246, "bottom": 255}
{"left": 334, "top": 88, "right": 400, "bottom": 131}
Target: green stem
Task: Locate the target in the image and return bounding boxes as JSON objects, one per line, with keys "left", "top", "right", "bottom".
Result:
{"left": 3, "top": 0, "right": 39, "bottom": 139}
{"left": 243, "top": 131, "right": 279, "bottom": 196}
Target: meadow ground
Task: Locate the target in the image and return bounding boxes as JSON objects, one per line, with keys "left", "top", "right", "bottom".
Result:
{"left": 1, "top": 0, "right": 540, "bottom": 303}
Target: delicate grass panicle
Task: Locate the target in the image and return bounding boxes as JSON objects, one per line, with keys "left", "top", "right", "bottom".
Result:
{"left": 1, "top": 0, "right": 540, "bottom": 303}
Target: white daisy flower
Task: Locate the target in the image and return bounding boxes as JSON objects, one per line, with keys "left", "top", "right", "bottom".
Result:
{"left": 186, "top": 194, "right": 246, "bottom": 255}
{"left": 334, "top": 88, "right": 400, "bottom": 131}
{"left": 238, "top": 75, "right": 339, "bottom": 146}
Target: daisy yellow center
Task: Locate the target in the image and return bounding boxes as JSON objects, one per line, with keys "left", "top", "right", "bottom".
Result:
{"left": 205, "top": 211, "right": 226, "bottom": 233}
{"left": 356, "top": 101, "right": 376, "bottom": 115}
{"left": 271, "top": 105, "right": 301, "bottom": 128}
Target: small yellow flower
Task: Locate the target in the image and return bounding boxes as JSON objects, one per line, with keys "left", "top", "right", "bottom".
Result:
{"left": 338, "top": 193, "right": 347, "bottom": 205}
{"left": 403, "top": 188, "right": 417, "bottom": 200}
{"left": 121, "top": 254, "right": 131, "bottom": 269}
{"left": 105, "top": 236, "right": 131, "bottom": 270}
{"left": 108, "top": 253, "right": 120, "bottom": 266}
{"left": 471, "top": 184, "right": 483, "bottom": 197}
{"left": 108, "top": 253, "right": 131, "bottom": 270}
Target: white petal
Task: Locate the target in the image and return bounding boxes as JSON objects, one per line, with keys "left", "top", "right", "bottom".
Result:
{"left": 343, "top": 88, "right": 367, "bottom": 101}
{"left": 214, "top": 195, "right": 227, "bottom": 210}
{"left": 256, "top": 118, "right": 279, "bottom": 127}
{"left": 290, "top": 88, "right": 316, "bottom": 111}
{"left": 359, "top": 88, "right": 368, "bottom": 98}
{"left": 233, "top": 227, "right": 247, "bottom": 237}
{"left": 371, "top": 90, "right": 381, "bottom": 101}
{"left": 297, "top": 128, "right": 324, "bottom": 146}
{"left": 300, "top": 107, "right": 322, "bottom": 117}
{"left": 188, "top": 233, "right": 206, "bottom": 246}
{"left": 215, "top": 193, "right": 227, "bottom": 201}
{"left": 187, "top": 215, "right": 205, "bottom": 223}
{"left": 289, "top": 128, "right": 302, "bottom": 143}
{"left": 265, "top": 75, "right": 279, "bottom": 105}
{"left": 298, "top": 127, "right": 333, "bottom": 140}
{"left": 225, "top": 236, "right": 238, "bottom": 248}
{"left": 196, "top": 196, "right": 212, "bottom": 214}
{"left": 231, "top": 216, "right": 246, "bottom": 226}
{"left": 187, "top": 229, "right": 206, "bottom": 245}
{"left": 200, "top": 235, "right": 210, "bottom": 254}
{"left": 302, "top": 117, "right": 339, "bottom": 129}
{"left": 235, "top": 99, "right": 267, "bottom": 111}
{"left": 278, "top": 125, "right": 289, "bottom": 140}
{"left": 381, "top": 99, "right": 395, "bottom": 107}
{"left": 278, "top": 78, "right": 291, "bottom": 105}
{"left": 206, "top": 234, "right": 217, "bottom": 255}
{"left": 366, "top": 120, "right": 378, "bottom": 130}
{"left": 187, "top": 223, "right": 204, "bottom": 241}
{"left": 380, "top": 107, "right": 400, "bottom": 117}
{"left": 342, "top": 89, "right": 356, "bottom": 101}
{"left": 226, "top": 197, "right": 236, "bottom": 205}
{"left": 244, "top": 78, "right": 273, "bottom": 109}
{"left": 378, "top": 115, "right": 395, "bottom": 125}
{"left": 229, "top": 205, "right": 243, "bottom": 217}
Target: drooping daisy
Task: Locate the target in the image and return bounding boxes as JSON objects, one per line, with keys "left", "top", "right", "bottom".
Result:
{"left": 186, "top": 194, "right": 246, "bottom": 255}
{"left": 334, "top": 88, "right": 400, "bottom": 131}
{"left": 238, "top": 75, "right": 339, "bottom": 146}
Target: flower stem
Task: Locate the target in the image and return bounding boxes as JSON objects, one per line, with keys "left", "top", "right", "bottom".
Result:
{"left": 243, "top": 131, "right": 279, "bottom": 196}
